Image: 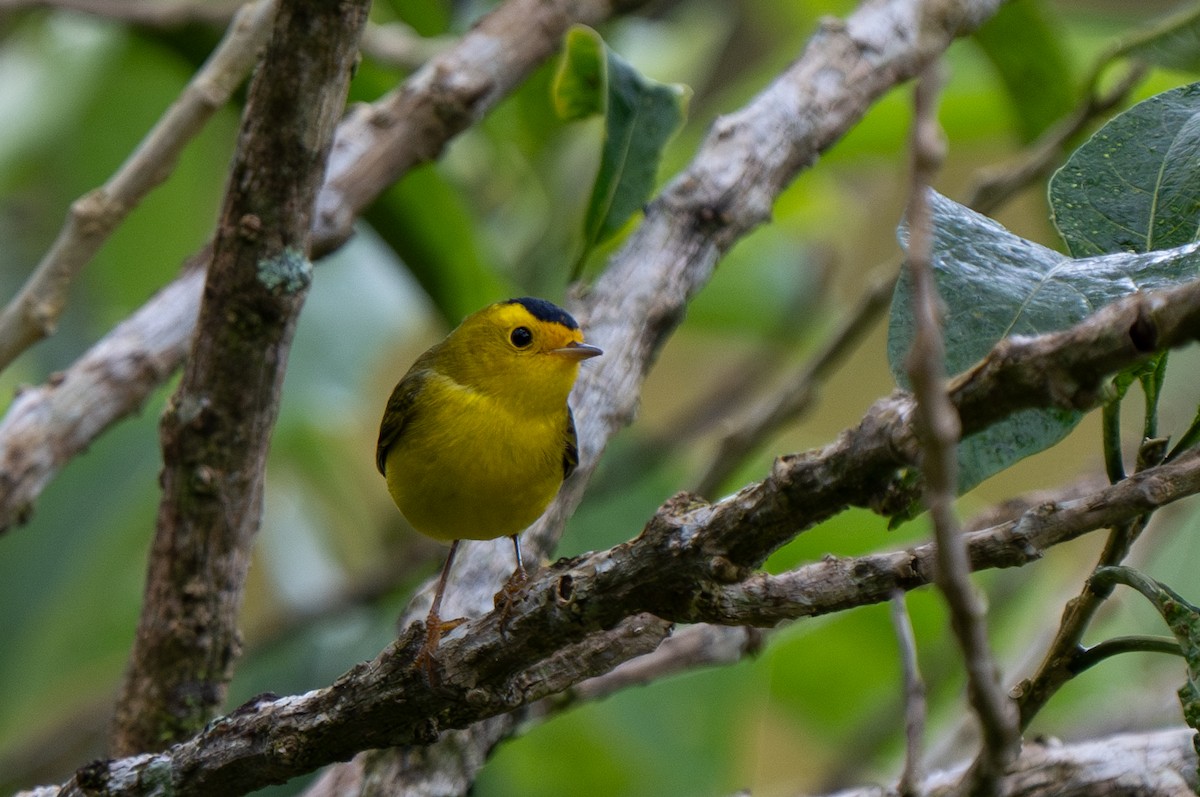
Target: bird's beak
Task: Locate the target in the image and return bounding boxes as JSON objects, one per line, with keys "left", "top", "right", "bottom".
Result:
{"left": 551, "top": 341, "right": 603, "bottom": 361}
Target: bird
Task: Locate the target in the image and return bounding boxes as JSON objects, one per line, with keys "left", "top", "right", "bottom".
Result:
{"left": 376, "top": 296, "right": 602, "bottom": 678}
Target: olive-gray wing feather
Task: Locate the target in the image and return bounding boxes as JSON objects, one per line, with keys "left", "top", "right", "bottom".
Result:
{"left": 563, "top": 406, "right": 580, "bottom": 480}
{"left": 376, "top": 368, "right": 428, "bottom": 476}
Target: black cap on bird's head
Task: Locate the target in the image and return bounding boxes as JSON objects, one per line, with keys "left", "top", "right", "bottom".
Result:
{"left": 505, "top": 297, "right": 580, "bottom": 330}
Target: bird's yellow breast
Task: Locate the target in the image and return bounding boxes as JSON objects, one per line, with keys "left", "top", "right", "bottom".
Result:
{"left": 384, "top": 372, "right": 569, "bottom": 542}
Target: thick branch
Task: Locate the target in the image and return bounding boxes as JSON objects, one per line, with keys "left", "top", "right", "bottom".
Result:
{"left": 33, "top": 253, "right": 1200, "bottom": 794}
{"left": 830, "top": 728, "right": 1196, "bottom": 797}
{"left": 109, "top": 0, "right": 368, "bottom": 756}
{"left": 33, "top": 434, "right": 1200, "bottom": 795}
{"left": 18, "top": 728, "right": 1195, "bottom": 797}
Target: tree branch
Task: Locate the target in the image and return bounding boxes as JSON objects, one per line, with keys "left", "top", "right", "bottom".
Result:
{"left": 27, "top": 425, "right": 1200, "bottom": 795}
{"left": 18, "top": 729, "right": 1195, "bottom": 797}
{"left": 0, "top": 0, "right": 274, "bottom": 372}
{"left": 828, "top": 728, "right": 1196, "bottom": 797}
{"left": 0, "top": 0, "right": 241, "bottom": 27}
{"left": 108, "top": 0, "right": 369, "bottom": 756}
{"left": 0, "top": 265, "right": 205, "bottom": 530}
{"left": 892, "top": 591, "right": 927, "bottom": 797}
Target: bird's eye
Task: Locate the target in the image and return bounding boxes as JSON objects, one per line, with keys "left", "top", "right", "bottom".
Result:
{"left": 510, "top": 326, "right": 533, "bottom": 348}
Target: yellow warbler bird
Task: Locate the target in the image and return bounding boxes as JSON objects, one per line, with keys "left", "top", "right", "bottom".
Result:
{"left": 376, "top": 297, "right": 601, "bottom": 674}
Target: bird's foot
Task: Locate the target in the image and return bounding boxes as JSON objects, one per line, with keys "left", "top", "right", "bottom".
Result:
{"left": 415, "top": 612, "right": 467, "bottom": 686}
{"left": 493, "top": 566, "right": 531, "bottom": 635}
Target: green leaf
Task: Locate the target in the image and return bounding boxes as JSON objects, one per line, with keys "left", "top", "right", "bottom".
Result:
{"left": 552, "top": 26, "right": 606, "bottom": 122}
{"left": 1091, "top": 566, "right": 1200, "bottom": 775}
{"left": 1050, "top": 83, "right": 1200, "bottom": 470}
{"left": 972, "top": 0, "right": 1076, "bottom": 142}
{"left": 888, "top": 190, "right": 1200, "bottom": 493}
{"left": 584, "top": 49, "right": 689, "bottom": 245}
{"left": 1050, "top": 82, "right": 1200, "bottom": 258}
{"left": 553, "top": 25, "right": 690, "bottom": 273}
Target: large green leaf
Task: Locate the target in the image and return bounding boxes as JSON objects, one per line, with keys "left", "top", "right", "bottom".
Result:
{"left": 889, "top": 190, "right": 1200, "bottom": 493}
{"left": 1050, "top": 82, "right": 1200, "bottom": 257}
{"left": 552, "top": 25, "right": 690, "bottom": 271}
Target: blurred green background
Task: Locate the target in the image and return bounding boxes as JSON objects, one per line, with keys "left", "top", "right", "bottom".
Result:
{"left": 2, "top": 1, "right": 1200, "bottom": 795}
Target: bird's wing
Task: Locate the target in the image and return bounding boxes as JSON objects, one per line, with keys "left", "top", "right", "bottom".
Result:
{"left": 375, "top": 365, "right": 430, "bottom": 476}
{"left": 563, "top": 405, "right": 580, "bottom": 480}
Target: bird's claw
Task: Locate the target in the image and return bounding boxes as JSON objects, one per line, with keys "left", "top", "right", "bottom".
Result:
{"left": 493, "top": 567, "right": 530, "bottom": 634}
{"left": 415, "top": 613, "right": 467, "bottom": 686}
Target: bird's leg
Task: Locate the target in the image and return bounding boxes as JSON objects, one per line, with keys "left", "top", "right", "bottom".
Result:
{"left": 494, "top": 534, "right": 531, "bottom": 632}
{"left": 415, "top": 540, "right": 467, "bottom": 684}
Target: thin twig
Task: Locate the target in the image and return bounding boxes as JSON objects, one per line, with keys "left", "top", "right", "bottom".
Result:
{"left": 902, "top": 62, "right": 1018, "bottom": 794}
{"left": 892, "top": 591, "right": 926, "bottom": 797}
{"left": 1012, "top": 515, "right": 1149, "bottom": 729}
{"left": 531, "top": 623, "right": 762, "bottom": 718}
{"left": 0, "top": 0, "right": 275, "bottom": 373}
{"left": 0, "top": 0, "right": 240, "bottom": 27}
